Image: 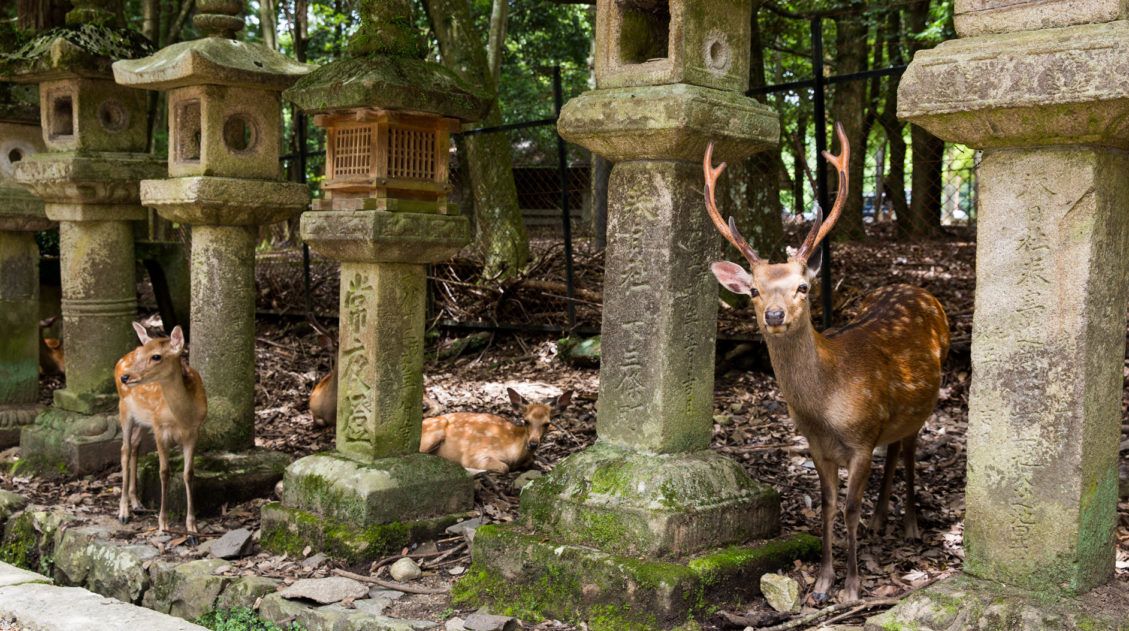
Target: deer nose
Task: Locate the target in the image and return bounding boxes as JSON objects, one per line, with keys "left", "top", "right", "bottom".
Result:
{"left": 528, "top": 440, "right": 540, "bottom": 450}
{"left": 764, "top": 309, "right": 785, "bottom": 326}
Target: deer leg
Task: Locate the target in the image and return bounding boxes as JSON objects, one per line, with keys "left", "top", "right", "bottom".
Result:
{"left": 156, "top": 439, "right": 170, "bottom": 533}
{"left": 868, "top": 441, "right": 901, "bottom": 534}
{"left": 129, "top": 428, "right": 143, "bottom": 510}
{"left": 118, "top": 418, "right": 134, "bottom": 524}
{"left": 901, "top": 434, "right": 921, "bottom": 541}
{"left": 843, "top": 452, "right": 873, "bottom": 601}
{"left": 182, "top": 440, "right": 197, "bottom": 541}
{"left": 472, "top": 455, "right": 511, "bottom": 474}
{"left": 811, "top": 454, "right": 840, "bottom": 604}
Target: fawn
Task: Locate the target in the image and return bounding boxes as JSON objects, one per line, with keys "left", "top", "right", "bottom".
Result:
{"left": 420, "top": 388, "right": 572, "bottom": 474}
{"left": 307, "top": 318, "right": 337, "bottom": 427}
{"left": 38, "top": 316, "right": 64, "bottom": 377}
{"left": 704, "top": 123, "right": 949, "bottom": 603}
{"left": 114, "top": 323, "right": 207, "bottom": 537}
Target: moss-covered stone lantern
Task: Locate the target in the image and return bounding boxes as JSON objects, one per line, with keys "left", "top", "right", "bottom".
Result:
{"left": 111, "top": 0, "right": 310, "bottom": 507}
{"left": 453, "top": 0, "right": 817, "bottom": 627}
{"left": 1, "top": 0, "right": 165, "bottom": 474}
{"left": 259, "top": 0, "right": 491, "bottom": 562}
{"left": 0, "top": 82, "right": 49, "bottom": 448}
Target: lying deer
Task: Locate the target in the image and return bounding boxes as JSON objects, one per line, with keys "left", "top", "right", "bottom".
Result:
{"left": 704, "top": 123, "right": 949, "bottom": 603}
{"left": 38, "top": 316, "right": 64, "bottom": 376}
{"left": 420, "top": 388, "right": 572, "bottom": 473}
{"left": 114, "top": 323, "right": 207, "bottom": 537}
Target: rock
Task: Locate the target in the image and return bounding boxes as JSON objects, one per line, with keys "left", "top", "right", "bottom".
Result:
{"left": 301, "top": 552, "right": 328, "bottom": 569}
{"left": 274, "top": 479, "right": 284, "bottom": 499}
{"left": 277, "top": 576, "right": 369, "bottom": 604}
{"left": 353, "top": 589, "right": 404, "bottom": 616}
{"left": 209, "top": 528, "right": 254, "bottom": 559}
{"left": 445, "top": 517, "right": 483, "bottom": 538}
{"left": 446, "top": 617, "right": 467, "bottom": 631}
{"left": 389, "top": 557, "right": 422, "bottom": 582}
{"left": 52, "top": 525, "right": 157, "bottom": 604}
{"left": 760, "top": 573, "right": 800, "bottom": 613}
{"left": 142, "top": 559, "right": 232, "bottom": 621}
{"left": 557, "top": 336, "right": 601, "bottom": 367}
{"left": 463, "top": 612, "right": 519, "bottom": 631}
{"left": 0, "top": 581, "right": 208, "bottom": 630}
{"left": 0, "top": 491, "right": 26, "bottom": 524}
{"left": 511, "top": 470, "right": 542, "bottom": 492}
{"left": 448, "top": 565, "right": 465, "bottom": 576}
{"left": 259, "top": 592, "right": 435, "bottom": 630}
{"left": 215, "top": 576, "right": 280, "bottom": 611}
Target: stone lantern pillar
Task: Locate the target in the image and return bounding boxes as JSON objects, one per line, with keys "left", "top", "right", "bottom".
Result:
{"left": 258, "top": 0, "right": 491, "bottom": 561}
{"left": 3, "top": 0, "right": 165, "bottom": 475}
{"left": 455, "top": 1, "right": 818, "bottom": 627}
{"left": 870, "top": 2, "right": 1129, "bottom": 627}
{"left": 111, "top": 0, "right": 310, "bottom": 511}
{"left": 0, "top": 83, "right": 48, "bottom": 448}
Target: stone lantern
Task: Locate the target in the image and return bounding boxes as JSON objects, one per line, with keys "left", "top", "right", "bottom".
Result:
{"left": 456, "top": 0, "right": 817, "bottom": 626}
{"left": 0, "top": 82, "right": 48, "bottom": 448}
{"left": 113, "top": 0, "right": 310, "bottom": 508}
{"left": 2, "top": 0, "right": 165, "bottom": 474}
{"left": 259, "top": 0, "right": 490, "bottom": 561}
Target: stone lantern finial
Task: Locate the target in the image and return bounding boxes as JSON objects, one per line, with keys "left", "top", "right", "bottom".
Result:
{"left": 193, "top": 0, "right": 245, "bottom": 40}
{"left": 65, "top": 0, "right": 120, "bottom": 27}
{"left": 348, "top": 0, "right": 426, "bottom": 57}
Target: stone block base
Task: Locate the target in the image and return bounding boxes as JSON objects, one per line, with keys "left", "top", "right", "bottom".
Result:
{"left": 260, "top": 451, "right": 474, "bottom": 563}
{"left": 137, "top": 450, "right": 289, "bottom": 518}
{"left": 865, "top": 574, "right": 1129, "bottom": 630}
{"left": 455, "top": 523, "right": 819, "bottom": 629}
{"left": 0, "top": 405, "right": 40, "bottom": 449}
{"left": 18, "top": 408, "right": 138, "bottom": 476}
{"left": 520, "top": 443, "right": 780, "bottom": 557}
{"left": 260, "top": 502, "right": 466, "bottom": 565}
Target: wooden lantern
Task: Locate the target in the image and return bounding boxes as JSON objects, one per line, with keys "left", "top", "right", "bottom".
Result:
{"left": 315, "top": 109, "right": 458, "bottom": 214}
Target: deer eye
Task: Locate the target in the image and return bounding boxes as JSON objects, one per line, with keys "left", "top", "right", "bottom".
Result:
{"left": 797, "top": 284, "right": 809, "bottom": 294}
{"left": 150, "top": 354, "right": 162, "bottom": 362}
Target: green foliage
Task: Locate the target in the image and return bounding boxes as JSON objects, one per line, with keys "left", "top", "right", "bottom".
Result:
{"left": 196, "top": 607, "right": 304, "bottom": 631}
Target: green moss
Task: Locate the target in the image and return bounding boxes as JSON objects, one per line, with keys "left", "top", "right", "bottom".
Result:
{"left": 196, "top": 606, "right": 304, "bottom": 631}
{"left": 687, "top": 534, "right": 820, "bottom": 587}
{"left": 587, "top": 604, "right": 657, "bottom": 631}
{"left": 0, "top": 513, "right": 36, "bottom": 569}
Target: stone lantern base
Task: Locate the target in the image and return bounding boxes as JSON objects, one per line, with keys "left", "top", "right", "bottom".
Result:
{"left": 260, "top": 453, "right": 474, "bottom": 564}
{"left": 455, "top": 444, "right": 819, "bottom": 628}
{"left": 865, "top": 574, "right": 1129, "bottom": 630}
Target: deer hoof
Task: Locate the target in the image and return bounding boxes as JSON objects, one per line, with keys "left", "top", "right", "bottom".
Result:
{"left": 810, "top": 591, "right": 831, "bottom": 605}
{"left": 186, "top": 535, "right": 198, "bottom": 547}
{"left": 118, "top": 514, "right": 129, "bottom": 525}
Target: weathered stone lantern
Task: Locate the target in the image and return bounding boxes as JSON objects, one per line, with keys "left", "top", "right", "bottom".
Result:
{"left": 113, "top": 0, "right": 310, "bottom": 507}
{"left": 2, "top": 0, "right": 165, "bottom": 474}
{"left": 0, "top": 83, "right": 49, "bottom": 448}
{"left": 457, "top": 0, "right": 817, "bottom": 626}
{"left": 260, "top": 0, "right": 490, "bottom": 560}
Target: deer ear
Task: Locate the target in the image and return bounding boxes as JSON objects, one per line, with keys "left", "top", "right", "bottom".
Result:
{"left": 44, "top": 338, "right": 61, "bottom": 350}
{"left": 552, "top": 390, "right": 573, "bottom": 413}
{"left": 805, "top": 246, "right": 823, "bottom": 280}
{"left": 507, "top": 387, "right": 527, "bottom": 410}
{"left": 711, "top": 261, "right": 754, "bottom": 296}
{"left": 132, "top": 322, "right": 152, "bottom": 344}
{"left": 169, "top": 326, "right": 185, "bottom": 354}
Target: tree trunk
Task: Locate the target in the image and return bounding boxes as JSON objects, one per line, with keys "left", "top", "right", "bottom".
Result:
{"left": 142, "top": 0, "right": 160, "bottom": 42}
{"left": 17, "top": 0, "right": 67, "bottom": 30}
{"left": 260, "top": 0, "right": 278, "bottom": 50}
{"left": 900, "top": 0, "right": 943, "bottom": 238}
{"left": 828, "top": 11, "right": 869, "bottom": 241}
{"left": 423, "top": 0, "right": 529, "bottom": 280}
{"left": 486, "top": 0, "right": 507, "bottom": 86}
{"left": 723, "top": 1, "right": 784, "bottom": 261}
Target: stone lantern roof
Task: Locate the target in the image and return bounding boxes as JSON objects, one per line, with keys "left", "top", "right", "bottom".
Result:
{"left": 0, "top": 19, "right": 152, "bottom": 83}
{"left": 113, "top": 0, "right": 310, "bottom": 91}
{"left": 283, "top": 0, "right": 489, "bottom": 121}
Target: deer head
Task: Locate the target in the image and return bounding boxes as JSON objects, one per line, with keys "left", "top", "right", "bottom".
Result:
{"left": 118, "top": 322, "right": 187, "bottom": 387}
{"left": 706, "top": 123, "right": 849, "bottom": 336}
{"left": 507, "top": 387, "right": 573, "bottom": 451}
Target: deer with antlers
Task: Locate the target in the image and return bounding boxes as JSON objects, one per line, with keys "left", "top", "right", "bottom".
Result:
{"left": 704, "top": 123, "right": 949, "bottom": 603}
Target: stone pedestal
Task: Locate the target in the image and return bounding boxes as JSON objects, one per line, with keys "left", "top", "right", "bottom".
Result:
{"left": 261, "top": 211, "right": 475, "bottom": 562}
{"left": 875, "top": 5, "right": 1129, "bottom": 628}
{"left": 15, "top": 155, "right": 163, "bottom": 475}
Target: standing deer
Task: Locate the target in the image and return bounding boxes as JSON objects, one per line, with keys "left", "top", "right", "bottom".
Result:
{"left": 421, "top": 388, "right": 572, "bottom": 473}
{"left": 114, "top": 323, "right": 207, "bottom": 538}
{"left": 704, "top": 123, "right": 949, "bottom": 603}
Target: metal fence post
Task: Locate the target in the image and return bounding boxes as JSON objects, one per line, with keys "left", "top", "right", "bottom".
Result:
{"left": 553, "top": 65, "right": 577, "bottom": 329}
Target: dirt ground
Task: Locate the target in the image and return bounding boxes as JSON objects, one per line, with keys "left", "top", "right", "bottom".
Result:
{"left": 4, "top": 228, "right": 1128, "bottom": 629}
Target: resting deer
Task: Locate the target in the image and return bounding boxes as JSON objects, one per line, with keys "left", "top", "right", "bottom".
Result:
{"left": 704, "top": 123, "right": 949, "bottom": 603}
{"left": 420, "top": 388, "right": 572, "bottom": 473}
{"left": 114, "top": 323, "right": 207, "bottom": 538}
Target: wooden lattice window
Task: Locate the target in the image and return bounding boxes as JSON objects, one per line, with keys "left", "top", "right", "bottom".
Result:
{"left": 332, "top": 125, "right": 373, "bottom": 179}
{"left": 387, "top": 126, "right": 435, "bottom": 181}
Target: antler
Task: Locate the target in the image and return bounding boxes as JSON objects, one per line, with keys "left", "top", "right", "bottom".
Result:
{"left": 795, "top": 122, "right": 850, "bottom": 263}
{"left": 703, "top": 142, "right": 761, "bottom": 266}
